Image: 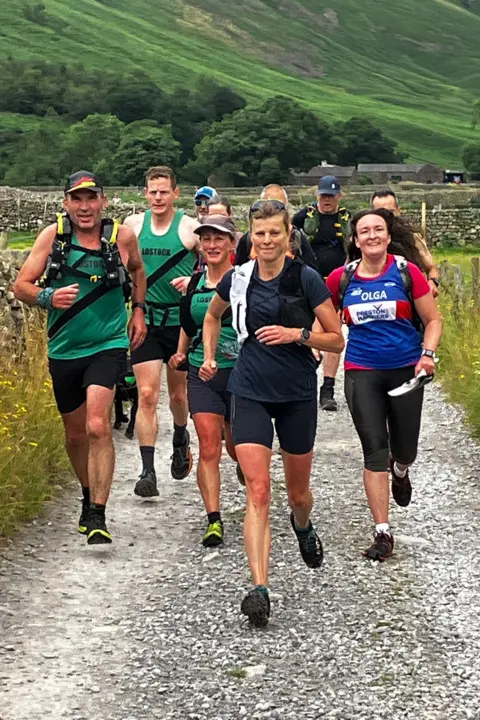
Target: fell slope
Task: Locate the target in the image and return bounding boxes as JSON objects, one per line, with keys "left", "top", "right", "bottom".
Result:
{"left": 1, "top": 0, "right": 480, "bottom": 164}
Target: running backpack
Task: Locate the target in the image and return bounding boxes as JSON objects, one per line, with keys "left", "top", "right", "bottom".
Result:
{"left": 179, "top": 271, "right": 232, "bottom": 354}
{"left": 303, "top": 206, "right": 351, "bottom": 250}
{"left": 338, "top": 255, "right": 424, "bottom": 338}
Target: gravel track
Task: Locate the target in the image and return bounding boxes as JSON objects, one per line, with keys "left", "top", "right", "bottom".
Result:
{"left": 1, "top": 373, "right": 480, "bottom": 720}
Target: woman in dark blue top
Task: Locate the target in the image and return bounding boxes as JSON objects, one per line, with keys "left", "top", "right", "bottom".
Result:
{"left": 201, "top": 200, "right": 344, "bottom": 628}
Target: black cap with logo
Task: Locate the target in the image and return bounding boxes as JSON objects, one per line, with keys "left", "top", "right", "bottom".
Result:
{"left": 64, "top": 170, "right": 104, "bottom": 195}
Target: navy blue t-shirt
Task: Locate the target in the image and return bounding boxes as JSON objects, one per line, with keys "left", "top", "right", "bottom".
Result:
{"left": 216, "top": 259, "right": 331, "bottom": 403}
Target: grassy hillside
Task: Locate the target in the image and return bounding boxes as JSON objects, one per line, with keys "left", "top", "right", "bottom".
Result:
{"left": 1, "top": 0, "right": 480, "bottom": 165}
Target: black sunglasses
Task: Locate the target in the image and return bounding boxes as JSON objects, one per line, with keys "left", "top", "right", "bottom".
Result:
{"left": 249, "top": 199, "right": 286, "bottom": 218}
{"left": 194, "top": 197, "right": 210, "bottom": 207}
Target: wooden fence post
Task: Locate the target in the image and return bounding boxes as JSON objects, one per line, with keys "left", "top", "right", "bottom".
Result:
{"left": 472, "top": 257, "right": 480, "bottom": 307}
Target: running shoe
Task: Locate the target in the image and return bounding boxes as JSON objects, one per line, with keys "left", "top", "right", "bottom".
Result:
{"left": 320, "top": 385, "right": 337, "bottom": 412}
{"left": 202, "top": 519, "right": 224, "bottom": 547}
{"left": 290, "top": 512, "right": 324, "bottom": 568}
{"left": 364, "top": 531, "right": 394, "bottom": 561}
{"left": 170, "top": 430, "right": 193, "bottom": 480}
{"left": 236, "top": 463, "right": 245, "bottom": 486}
{"left": 86, "top": 511, "right": 112, "bottom": 545}
{"left": 134, "top": 469, "right": 159, "bottom": 497}
{"left": 78, "top": 503, "right": 89, "bottom": 535}
{"left": 241, "top": 587, "right": 270, "bottom": 628}
{"left": 389, "top": 457, "right": 412, "bottom": 507}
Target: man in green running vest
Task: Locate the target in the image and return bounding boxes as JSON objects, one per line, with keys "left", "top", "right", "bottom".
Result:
{"left": 125, "top": 166, "right": 200, "bottom": 496}
{"left": 14, "top": 170, "right": 147, "bottom": 545}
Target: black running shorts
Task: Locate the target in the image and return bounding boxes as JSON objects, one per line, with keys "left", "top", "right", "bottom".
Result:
{"left": 49, "top": 348, "right": 127, "bottom": 415}
{"left": 231, "top": 395, "right": 317, "bottom": 455}
{"left": 188, "top": 364, "right": 232, "bottom": 419}
{"left": 131, "top": 325, "right": 187, "bottom": 370}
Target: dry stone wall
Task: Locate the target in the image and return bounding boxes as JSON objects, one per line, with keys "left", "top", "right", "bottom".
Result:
{"left": 0, "top": 251, "right": 30, "bottom": 348}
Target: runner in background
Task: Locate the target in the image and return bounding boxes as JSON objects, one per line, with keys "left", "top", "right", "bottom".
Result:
{"left": 194, "top": 186, "right": 219, "bottom": 220}
{"left": 371, "top": 189, "right": 440, "bottom": 298}
{"left": 125, "top": 166, "right": 199, "bottom": 496}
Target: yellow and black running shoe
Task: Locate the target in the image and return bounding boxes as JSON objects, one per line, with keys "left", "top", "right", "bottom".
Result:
{"left": 86, "top": 511, "right": 112, "bottom": 545}
{"left": 202, "top": 520, "right": 224, "bottom": 547}
{"left": 78, "top": 503, "right": 89, "bottom": 535}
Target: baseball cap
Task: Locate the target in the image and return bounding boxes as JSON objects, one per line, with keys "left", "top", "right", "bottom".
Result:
{"left": 317, "top": 175, "right": 341, "bottom": 196}
{"left": 194, "top": 215, "right": 236, "bottom": 238}
{"left": 64, "top": 170, "right": 103, "bottom": 194}
{"left": 194, "top": 186, "right": 219, "bottom": 205}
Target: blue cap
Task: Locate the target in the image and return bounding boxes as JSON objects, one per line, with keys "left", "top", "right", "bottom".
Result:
{"left": 194, "top": 186, "right": 219, "bottom": 202}
{"left": 317, "top": 176, "right": 341, "bottom": 196}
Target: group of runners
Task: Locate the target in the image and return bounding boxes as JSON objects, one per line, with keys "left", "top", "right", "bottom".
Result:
{"left": 13, "top": 167, "right": 442, "bottom": 628}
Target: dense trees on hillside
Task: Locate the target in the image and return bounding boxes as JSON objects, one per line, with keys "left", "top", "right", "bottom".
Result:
{"left": 0, "top": 60, "right": 406, "bottom": 186}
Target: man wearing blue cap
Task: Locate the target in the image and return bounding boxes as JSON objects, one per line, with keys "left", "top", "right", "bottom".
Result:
{"left": 292, "top": 176, "right": 351, "bottom": 411}
{"left": 194, "top": 186, "right": 219, "bottom": 220}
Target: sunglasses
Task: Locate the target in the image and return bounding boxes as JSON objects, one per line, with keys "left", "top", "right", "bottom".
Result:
{"left": 194, "top": 198, "right": 210, "bottom": 207}
{"left": 249, "top": 199, "right": 287, "bottom": 218}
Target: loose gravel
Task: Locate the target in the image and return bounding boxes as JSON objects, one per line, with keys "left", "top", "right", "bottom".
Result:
{"left": 1, "top": 371, "right": 479, "bottom": 720}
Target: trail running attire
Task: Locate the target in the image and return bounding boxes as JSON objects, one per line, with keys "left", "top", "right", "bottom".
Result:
{"left": 47, "top": 234, "right": 128, "bottom": 413}
{"left": 292, "top": 206, "right": 350, "bottom": 278}
{"left": 131, "top": 209, "right": 196, "bottom": 366}
{"left": 326, "top": 254, "right": 430, "bottom": 472}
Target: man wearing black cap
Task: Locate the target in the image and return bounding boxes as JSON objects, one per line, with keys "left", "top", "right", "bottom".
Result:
{"left": 292, "top": 176, "right": 351, "bottom": 411}
{"left": 14, "top": 171, "right": 147, "bottom": 545}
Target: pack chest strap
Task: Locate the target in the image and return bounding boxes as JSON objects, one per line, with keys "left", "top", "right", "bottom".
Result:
{"left": 146, "top": 248, "right": 189, "bottom": 289}
{"left": 48, "top": 283, "right": 111, "bottom": 340}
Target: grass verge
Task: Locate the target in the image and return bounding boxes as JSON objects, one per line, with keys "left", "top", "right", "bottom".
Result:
{"left": 0, "top": 311, "right": 71, "bottom": 536}
{"left": 435, "top": 250, "right": 480, "bottom": 438}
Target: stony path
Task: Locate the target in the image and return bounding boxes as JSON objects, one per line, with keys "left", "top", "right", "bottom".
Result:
{"left": 1, "top": 374, "right": 480, "bottom": 720}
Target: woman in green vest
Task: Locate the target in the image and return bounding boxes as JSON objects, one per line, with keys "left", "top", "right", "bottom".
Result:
{"left": 169, "top": 215, "right": 240, "bottom": 548}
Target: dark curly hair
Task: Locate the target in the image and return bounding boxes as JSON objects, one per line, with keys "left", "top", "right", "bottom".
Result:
{"left": 347, "top": 208, "right": 427, "bottom": 272}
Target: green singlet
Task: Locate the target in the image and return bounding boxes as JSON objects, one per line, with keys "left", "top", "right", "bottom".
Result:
{"left": 47, "top": 237, "right": 128, "bottom": 360}
{"left": 188, "top": 274, "right": 238, "bottom": 369}
{"left": 139, "top": 209, "right": 196, "bottom": 327}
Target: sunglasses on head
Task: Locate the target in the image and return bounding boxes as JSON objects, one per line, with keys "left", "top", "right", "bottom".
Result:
{"left": 249, "top": 199, "right": 286, "bottom": 218}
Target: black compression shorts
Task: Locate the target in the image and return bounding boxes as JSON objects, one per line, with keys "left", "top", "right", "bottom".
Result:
{"left": 131, "top": 325, "right": 187, "bottom": 370}
{"left": 188, "top": 365, "right": 232, "bottom": 419}
{"left": 230, "top": 395, "right": 317, "bottom": 455}
{"left": 49, "top": 348, "right": 127, "bottom": 415}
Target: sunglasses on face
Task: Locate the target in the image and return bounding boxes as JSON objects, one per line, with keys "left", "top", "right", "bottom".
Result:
{"left": 194, "top": 198, "right": 210, "bottom": 207}
{"left": 249, "top": 199, "right": 286, "bottom": 218}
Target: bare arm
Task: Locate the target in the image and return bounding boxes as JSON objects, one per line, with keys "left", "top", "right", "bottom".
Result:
{"left": 415, "top": 233, "right": 440, "bottom": 295}
{"left": 118, "top": 225, "right": 146, "bottom": 305}
{"left": 199, "top": 294, "right": 230, "bottom": 381}
{"left": 168, "top": 328, "right": 191, "bottom": 370}
{"left": 414, "top": 292, "right": 442, "bottom": 376}
{"left": 255, "top": 298, "right": 344, "bottom": 353}
{"left": 13, "top": 224, "right": 56, "bottom": 304}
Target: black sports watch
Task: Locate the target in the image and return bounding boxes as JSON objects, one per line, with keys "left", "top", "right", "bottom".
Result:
{"left": 421, "top": 349, "right": 436, "bottom": 359}
{"left": 298, "top": 328, "right": 311, "bottom": 344}
{"left": 428, "top": 277, "right": 440, "bottom": 288}
{"left": 132, "top": 302, "right": 147, "bottom": 313}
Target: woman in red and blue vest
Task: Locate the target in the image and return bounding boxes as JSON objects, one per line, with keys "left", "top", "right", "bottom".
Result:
{"left": 326, "top": 208, "right": 442, "bottom": 562}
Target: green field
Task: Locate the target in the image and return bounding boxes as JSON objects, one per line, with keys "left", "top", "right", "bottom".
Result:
{"left": 1, "top": 0, "right": 480, "bottom": 165}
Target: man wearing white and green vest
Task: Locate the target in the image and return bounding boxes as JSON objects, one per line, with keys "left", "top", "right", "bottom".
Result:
{"left": 125, "top": 166, "right": 200, "bottom": 496}
{"left": 14, "top": 171, "right": 147, "bottom": 545}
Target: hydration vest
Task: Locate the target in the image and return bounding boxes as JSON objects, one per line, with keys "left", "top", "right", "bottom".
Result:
{"left": 180, "top": 271, "right": 233, "bottom": 354}
{"left": 338, "top": 255, "right": 424, "bottom": 337}
{"left": 41, "top": 212, "right": 131, "bottom": 302}
{"left": 303, "top": 206, "right": 351, "bottom": 250}
{"left": 230, "top": 259, "right": 314, "bottom": 347}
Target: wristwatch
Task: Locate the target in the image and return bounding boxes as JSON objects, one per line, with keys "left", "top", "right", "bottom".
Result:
{"left": 428, "top": 277, "right": 440, "bottom": 288}
{"left": 421, "top": 349, "right": 436, "bottom": 359}
{"left": 132, "top": 302, "right": 147, "bottom": 313}
{"left": 298, "top": 328, "right": 311, "bottom": 344}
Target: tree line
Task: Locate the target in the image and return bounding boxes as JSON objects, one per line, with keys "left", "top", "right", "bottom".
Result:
{"left": 0, "top": 60, "right": 407, "bottom": 186}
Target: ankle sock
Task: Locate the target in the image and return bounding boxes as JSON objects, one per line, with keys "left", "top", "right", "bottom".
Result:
{"left": 89, "top": 503, "right": 106, "bottom": 518}
{"left": 255, "top": 584, "right": 269, "bottom": 597}
{"left": 294, "top": 517, "right": 312, "bottom": 534}
{"left": 140, "top": 446, "right": 155, "bottom": 473}
{"left": 208, "top": 511, "right": 221, "bottom": 524}
{"left": 393, "top": 461, "right": 408, "bottom": 478}
{"left": 322, "top": 377, "right": 335, "bottom": 389}
{"left": 82, "top": 487, "right": 90, "bottom": 507}
{"left": 173, "top": 423, "right": 187, "bottom": 447}
{"left": 376, "top": 523, "right": 391, "bottom": 536}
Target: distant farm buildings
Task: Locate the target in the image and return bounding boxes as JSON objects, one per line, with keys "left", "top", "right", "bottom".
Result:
{"left": 292, "top": 162, "right": 460, "bottom": 186}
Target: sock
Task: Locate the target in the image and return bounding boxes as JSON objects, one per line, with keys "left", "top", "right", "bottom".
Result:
{"left": 81, "top": 486, "right": 90, "bottom": 508}
{"left": 255, "top": 584, "right": 269, "bottom": 597}
{"left": 376, "top": 523, "right": 391, "bottom": 536}
{"left": 89, "top": 503, "right": 106, "bottom": 518}
{"left": 322, "top": 377, "right": 335, "bottom": 388}
{"left": 140, "top": 446, "right": 155, "bottom": 473}
{"left": 208, "top": 511, "right": 221, "bottom": 524}
{"left": 393, "top": 461, "right": 408, "bottom": 478}
{"left": 294, "top": 517, "right": 312, "bottom": 534}
{"left": 173, "top": 423, "right": 187, "bottom": 447}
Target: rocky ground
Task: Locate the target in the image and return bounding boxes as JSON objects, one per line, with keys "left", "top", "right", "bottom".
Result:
{"left": 1, "top": 373, "right": 479, "bottom": 720}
